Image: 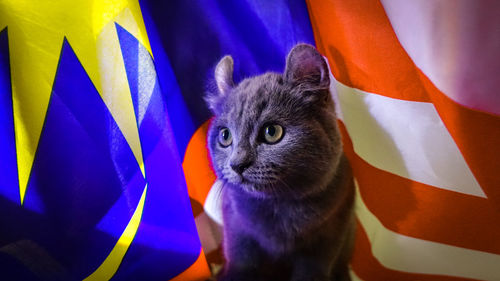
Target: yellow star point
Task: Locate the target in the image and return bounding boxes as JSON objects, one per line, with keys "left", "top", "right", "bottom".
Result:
{"left": 0, "top": 0, "right": 151, "bottom": 204}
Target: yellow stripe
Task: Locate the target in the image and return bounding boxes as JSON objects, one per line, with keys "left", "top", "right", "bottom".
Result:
{"left": 84, "top": 184, "right": 148, "bottom": 281}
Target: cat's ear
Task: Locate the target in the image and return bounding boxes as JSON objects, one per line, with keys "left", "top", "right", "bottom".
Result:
{"left": 215, "top": 55, "right": 234, "bottom": 95}
{"left": 284, "top": 44, "right": 329, "bottom": 89}
{"left": 206, "top": 55, "right": 234, "bottom": 113}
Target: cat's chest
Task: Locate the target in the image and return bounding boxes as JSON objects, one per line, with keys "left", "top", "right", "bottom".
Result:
{"left": 228, "top": 193, "right": 323, "bottom": 252}
{"left": 242, "top": 200, "right": 304, "bottom": 229}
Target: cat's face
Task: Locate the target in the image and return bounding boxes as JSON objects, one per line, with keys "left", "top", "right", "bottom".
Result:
{"left": 206, "top": 44, "right": 342, "bottom": 198}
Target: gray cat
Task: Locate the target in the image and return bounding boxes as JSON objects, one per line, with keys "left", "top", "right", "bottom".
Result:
{"left": 205, "top": 44, "right": 355, "bottom": 281}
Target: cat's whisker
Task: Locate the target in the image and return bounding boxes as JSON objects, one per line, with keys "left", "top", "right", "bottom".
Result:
{"left": 214, "top": 180, "right": 225, "bottom": 202}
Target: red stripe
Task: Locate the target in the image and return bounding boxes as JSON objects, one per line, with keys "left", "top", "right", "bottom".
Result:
{"left": 306, "top": 0, "right": 429, "bottom": 102}
{"left": 419, "top": 71, "right": 500, "bottom": 211}
{"left": 308, "top": 0, "right": 500, "bottom": 249}
{"left": 339, "top": 121, "right": 500, "bottom": 255}
{"left": 183, "top": 119, "right": 216, "bottom": 205}
{"left": 351, "top": 220, "right": 476, "bottom": 281}
{"left": 307, "top": 0, "right": 500, "bottom": 209}
{"left": 205, "top": 246, "right": 224, "bottom": 265}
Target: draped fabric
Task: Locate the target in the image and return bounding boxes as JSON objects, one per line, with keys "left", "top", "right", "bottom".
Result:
{"left": 306, "top": 1, "right": 500, "bottom": 280}
{"left": 0, "top": 1, "right": 204, "bottom": 280}
{"left": 0, "top": 0, "right": 498, "bottom": 280}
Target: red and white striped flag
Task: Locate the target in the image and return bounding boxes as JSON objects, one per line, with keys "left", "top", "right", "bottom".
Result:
{"left": 307, "top": 0, "right": 500, "bottom": 280}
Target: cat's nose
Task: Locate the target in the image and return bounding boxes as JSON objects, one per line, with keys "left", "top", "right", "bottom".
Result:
{"left": 230, "top": 161, "right": 252, "bottom": 174}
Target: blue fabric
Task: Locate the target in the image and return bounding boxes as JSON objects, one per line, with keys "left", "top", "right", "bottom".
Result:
{"left": 140, "top": 0, "right": 315, "bottom": 158}
{"left": 25, "top": 39, "right": 144, "bottom": 278}
{"left": 0, "top": 28, "right": 18, "bottom": 205}
{"left": 114, "top": 23, "right": 200, "bottom": 280}
{"left": 0, "top": 1, "right": 315, "bottom": 279}
{"left": 0, "top": 25, "right": 200, "bottom": 280}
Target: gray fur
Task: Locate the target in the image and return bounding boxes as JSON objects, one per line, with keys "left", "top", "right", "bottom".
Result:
{"left": 206, "top": 44, "right": 355, "bottom": 281}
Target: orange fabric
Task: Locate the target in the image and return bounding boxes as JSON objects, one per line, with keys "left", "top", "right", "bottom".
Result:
{"left": 170, "top": 248, "right": 211, "bottom": 281}
{"left": 420, "top": 71, "right": 500, "bottom": 210}
{"left": 306, "top": 0, "right": 429, "bottom": 102}
{"left": 306, "top": 0, "right": 500, "bottom": 211}
{"left": 339, "top": 121, "right": 500, "bottom": 255}
{"left": 183, "top": 119, "right": 216, "bottom": 205}
{"left": 351, "top": 220, "right": 474, "bottom": 281}
{"left": 183, "top": 119, "right": 223, "bottom": 268}
{"left": 309, "top": 0, "right": 500, "bottom": 258}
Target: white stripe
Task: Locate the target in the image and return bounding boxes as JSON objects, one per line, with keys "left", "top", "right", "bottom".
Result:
{"left": 326, "top": 58, "right": 344, "bottom": 121}
{"left": 333, "top": 79, "right": 485, "bottom": 197}
{"left": 380, "top": 0, "right": 500, "bottom": 116}
{"left": 204, "top": 180, "right": 224, "bottom": 225}
{"left": 355, "top": 181, "right": 500, "bottom": 281}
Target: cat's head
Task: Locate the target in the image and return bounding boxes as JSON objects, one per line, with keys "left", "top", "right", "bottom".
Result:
{"left": 206, "top": 44, "right": 342, "bottom": 199}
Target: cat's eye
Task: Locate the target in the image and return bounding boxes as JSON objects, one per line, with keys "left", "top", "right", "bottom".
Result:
{"left": 218, "top": 127, "right": 232, "bottom": 147}
{"left": 263, "top": 124, "right": 284, "bottom": 144}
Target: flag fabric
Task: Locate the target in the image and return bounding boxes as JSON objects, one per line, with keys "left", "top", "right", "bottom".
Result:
{"left": 0, "top": 0, "right": 207, "bottom": 280}
{"left": 305, "top": 1, "right": 500, "bottom": 280}
{"left": 1, "top": 0, "right": 499, "bottom": 280}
